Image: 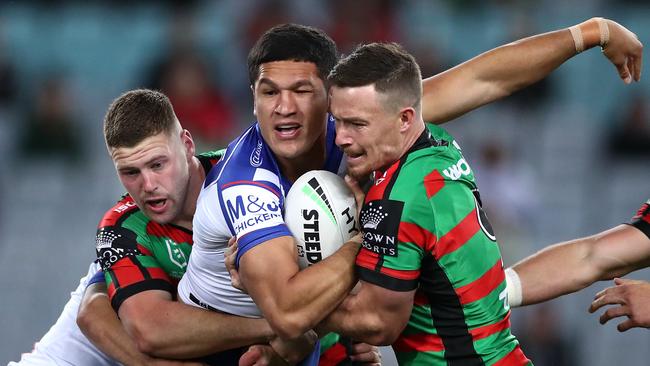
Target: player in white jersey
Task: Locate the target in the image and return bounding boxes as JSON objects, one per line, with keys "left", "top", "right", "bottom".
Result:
{"left": 8, "top": 262, "right": 118, "bottom": 366}
{"left": 178, "top": 117, "right": 345, "bottom": 318}
{"left": 178, "top": 20, "right": 643, "bottom": 364}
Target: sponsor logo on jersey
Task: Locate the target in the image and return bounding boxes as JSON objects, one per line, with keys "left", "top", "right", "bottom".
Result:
{"left": 250, "top": 140, "right": 263, "bottom": 167}
{"left": 472, "top": 189, "right": 496, "bottom": 241}
{"left": 113, "top": 200, "right": 137, "bottom": 214}
{"left": 96, "top": 227, "right": 139, "bottom": 270}
{"left": 222, "top": 184, "right": 283, "bottom": 236}
{"left": 442, "top": 157, "right": 472, "bottom": 181}
{"left": 165, "top": 238, "right": 188, "bottom": 272}
{"left": 360, "top": 200, "right": 403, "bottom": 257}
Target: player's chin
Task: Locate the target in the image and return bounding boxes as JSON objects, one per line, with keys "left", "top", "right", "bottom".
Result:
{"left": 347, "top": 166, "right": 370, "bottom": 181}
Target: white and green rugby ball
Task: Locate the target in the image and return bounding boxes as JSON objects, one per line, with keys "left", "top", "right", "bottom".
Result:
{"left": 285, "top": 170, "right": 358, "bottom": 269}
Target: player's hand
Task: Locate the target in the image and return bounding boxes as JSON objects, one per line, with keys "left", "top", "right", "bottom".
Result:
{"left": 225, "top": 236, "right": 247, "bottom": 293}
{"left": 239, "top": 344, "right": 288, "bottom": 366}
{"left": 269, "top": 330, "right": 318, "bottom": 365}
{"left": 589, "top": 278, "right": 650, "bottom": 331}
{"left": 349, "top": 342, "right": 382, "bottom": 365}
{"left": 601, "top": 19, "right": 643, "bottom": 84}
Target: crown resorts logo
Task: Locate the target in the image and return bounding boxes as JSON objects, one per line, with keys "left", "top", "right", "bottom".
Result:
{"left": 96, "top": 228, "right": 121, "bottom": 249}
{"left": 361, "top": 202, "right": 388, "bottom": 230}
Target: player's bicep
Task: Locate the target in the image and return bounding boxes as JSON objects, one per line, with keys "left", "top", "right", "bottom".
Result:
{"left": 238, "top": 236, "right": 300, "bottom": 305}
{"left": 118, "top": 290, "right": 174, "bottom": 329}
{"left": 358, "top": 281, "right": 414, "bottom": 323}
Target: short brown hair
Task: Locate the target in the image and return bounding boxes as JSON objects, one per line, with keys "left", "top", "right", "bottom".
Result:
{"left": 328, "top": 42, "right": 422, "bottom": 113}
{"left": 104, "top": 89, "right": 178, "bottom": 148}
{"left": 247, "top": 23, "right": 338, "bottom": 85}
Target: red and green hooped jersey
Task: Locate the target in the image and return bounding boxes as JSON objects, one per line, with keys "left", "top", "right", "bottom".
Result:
{"left": 356, "top": 124, "right": 531, "bottom": 366}
{"left": 95, "top": 151, "right": 222, "bottom": 311}
{"left": 629, "top": 199, "right": 650, "bottom": 239}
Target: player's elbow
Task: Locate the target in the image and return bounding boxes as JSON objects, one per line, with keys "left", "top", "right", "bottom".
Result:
{"left": 128, "top": 321, "right": 164, "bottom": 354}
{"left": 76, "top": 291, "right": 110, "bottom": 340}
{"left": 268, "top": 312, "right": 313, "bottom": 339}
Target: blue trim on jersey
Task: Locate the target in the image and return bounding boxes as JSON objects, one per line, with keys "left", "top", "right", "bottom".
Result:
{"left": 323, "top": 115, "right": 344, "bottom": 174}
{"left": 87, "top": 270, "right": 105, "bottom": 287}
{"left": 298, "top": 340, "right": 321, "bottom": 366}
{"left": 208, "top": 117, "right": 345, "bottom": 268}
{"left": 235, "top": 224, "right": 293, "bottom": 268}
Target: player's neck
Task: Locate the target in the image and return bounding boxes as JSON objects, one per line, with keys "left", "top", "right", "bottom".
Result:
{"left": 400, "top": 120, "right": 426, "bottom": 158}
{"left": 176, "top": 156, "right": 205, "bottom": 230}
{"left": 278, "top": 135, "right": 326, "bottom": 183}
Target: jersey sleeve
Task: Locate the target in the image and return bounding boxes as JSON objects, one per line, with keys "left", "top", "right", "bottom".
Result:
{"left": 95, "top": 211, "right": 174, "bottom": 311}
{"left": 218, "top": 180, "right": 292, "bottom": 267}
{"left": 628, "top": 199, "right": 650, "bottom": 239}
{"left": 356, "top": 195, "right": 426, "bottom": 292}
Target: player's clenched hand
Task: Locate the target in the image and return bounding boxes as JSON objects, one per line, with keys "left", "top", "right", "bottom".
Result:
{"left": 269, "top": 330, "right": 318, "bottom": 365}
{"left": 349, "top": 342, "right": 382, "bottom": 365}
{"left": 589, "top": 278, "right": 650, "bottom": 332}
{"left": 602, "top": 19, "right": 643, "bottom": 84}
{"left": 225, "top": 236, "right": 247, "bottom": 293}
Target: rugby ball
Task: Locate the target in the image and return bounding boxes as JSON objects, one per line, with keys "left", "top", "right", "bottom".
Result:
{"left": 285, "top": 170, "right": 358, "bottom": 269}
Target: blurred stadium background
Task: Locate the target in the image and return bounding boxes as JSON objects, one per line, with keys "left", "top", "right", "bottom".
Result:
{"left": 1, "top": 0, "right": 649, "bottom": 365}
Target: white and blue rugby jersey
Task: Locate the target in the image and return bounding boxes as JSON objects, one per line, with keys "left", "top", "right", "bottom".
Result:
{"left": 9, "top": 262, "right": 118, "bottom": 366}
{"left": 178, "top": 116, "right": 345, "bottom": 317}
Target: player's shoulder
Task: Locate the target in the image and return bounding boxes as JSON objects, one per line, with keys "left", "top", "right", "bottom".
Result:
{"left": 207, "top": 123, "right": 282, "bottom": 190}
{"left": 97, "top": 195, "right": 141, "bottom": 229}
{"left": 406, "top": 124, "right": 476, "bottom": 185}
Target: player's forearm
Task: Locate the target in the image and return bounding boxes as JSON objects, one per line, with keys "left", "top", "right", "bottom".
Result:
{"left": 422, "top": 18, "right": 608, "bottom": 124}
{"left": 121, "top": 297, "right": 274, "bottom": 358}
{"left": 510, "top": 225, "right": 650, "bottom": 306}
{"left": 252, "top": 240, "right": 360, "bottom": 339}
{"left": 77, "top": 289, "right": 152, "bottom": 366}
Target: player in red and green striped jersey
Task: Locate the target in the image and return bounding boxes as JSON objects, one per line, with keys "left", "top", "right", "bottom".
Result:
{"left": 321, "top": 43, "right": 531, "bottom": 365}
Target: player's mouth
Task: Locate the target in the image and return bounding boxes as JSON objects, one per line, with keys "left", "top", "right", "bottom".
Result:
{"left": 345, "top": 151, "right": 365, "bottom": 164}
{"left": 275, "top": 123, "right": 301, "bottom": 139}
{"left": 145, "top": 198, "right": 168, "bottom": 214}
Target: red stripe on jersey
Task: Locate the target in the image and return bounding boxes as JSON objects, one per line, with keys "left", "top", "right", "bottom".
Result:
{"left": 107, "top": 280, "right": 117, "bottom": 299}
{"left": 367, "top": 163, "right": 400, "bottom": 202}
{"left": 392, "top": 332, "right": 444, "bottom": 353}
{"left": 380, "top": 266, "right": 420, "bottom": 281}
{"left": 356, "top": 248, "right": 381, "bottom": 271}
{"left": 469, "top": 312, "right": 511, "bottom": 340}
{"left": 110, "top": 258, "right": 146, "bottom": 288}
{"left": 98, "top": 196, "right": 138, "bottom": 228}
{"left": 318, "top": 342, "right": 348, "bottom": 366}
{"left": 634, "top": 202, "right": 650, "bottom": 224}
{"left": 414, "top": 290, "right": 428, "bottom": 306}
{"left": 456, "top": 259, "right": 504, "bottom": 305}
{"left": 435, "top": 209, "right": 480, "bottom": 259}
{"left": 492, "top": 345, "right": 530, "bottom": 366}
{"left": 398, "top": 222, "right": 437, "bottom": 252}
{"left": 145, "top": 221, "right": 192, "bottom": 244}
{"left": 147, "top": 266, "right": 172, "bottom": 282}
{"left": 137, "top": 244, "right": 152, "bottom": 256}
{"left": 424, "top": 169, "right": 445, "bottom": 199}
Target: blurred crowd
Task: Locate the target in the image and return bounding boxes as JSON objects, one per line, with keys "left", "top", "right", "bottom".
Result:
{"left": 0, "top": 1, "right": 649, "bottom": 365}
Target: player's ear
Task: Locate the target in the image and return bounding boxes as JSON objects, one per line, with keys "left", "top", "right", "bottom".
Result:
{"left": 251, "top": 85, "right": 257, "bottom": 117}
{"left": 181, "top": 129, "right": 195, "bottom": 158}
{"left": 399, "top": 107, "right": 415, "bottom": 133}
